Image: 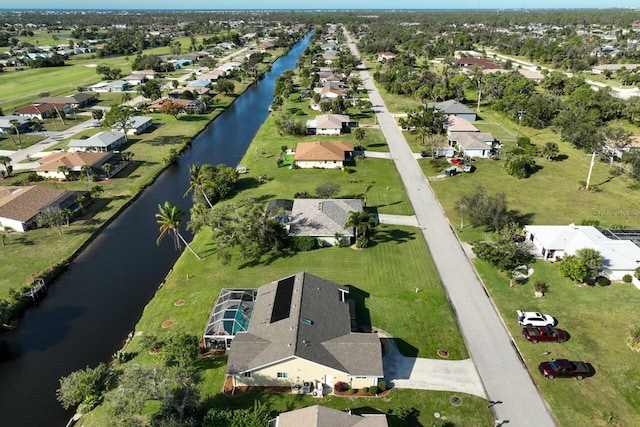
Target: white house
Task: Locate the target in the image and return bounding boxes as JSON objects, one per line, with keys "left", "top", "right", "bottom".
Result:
{"left": 68, "top": 131, "right": 126, "bottom": 152}
{"left": 305, "top": 114, "right": 352, "bottom": 135}
{"left": 293, "top": 141, "right": 354, "bottom": 170}
{"left": 524, "top": 224, "right": 640, "bottom": 282}
{"left": 448, "top": 132, "right": 495, "bottom": 158}
{"left": 0, "top": 186, "right": 77, "bottom": 232}
{"left": 112, "top": 116, "right": 153, "bottom": 136}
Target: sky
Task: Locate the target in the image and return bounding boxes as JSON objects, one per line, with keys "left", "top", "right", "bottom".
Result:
{"left": 6, "top": 0, "right": 640, "bottom": 10}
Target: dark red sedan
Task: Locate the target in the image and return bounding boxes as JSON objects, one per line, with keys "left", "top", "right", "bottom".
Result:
{"left": 522, "top": 326, "right": 567, "bottom": 343}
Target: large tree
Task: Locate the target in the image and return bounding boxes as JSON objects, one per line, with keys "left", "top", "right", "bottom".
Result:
{"left": 56, "top": 364, "right": 108, "bottom": 411}
{"left": 155, "top": 202, "right": 202, "bottom": 260}
{"left": 455, "top": 186, "right": 511, "bottom": 231}
{"left": 103, "top": 105, "right": 136, "bottom": 140}
{"left": 345, "top": 210, "right": 377, "bottom": 248}
{"left": 189, "top": 198, "right": 287, "bottom": 263}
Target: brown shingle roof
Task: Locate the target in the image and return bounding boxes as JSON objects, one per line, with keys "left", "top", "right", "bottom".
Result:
{"left": 277, "top": 405, "right": 389, "bottom": 427}
{"left": 0, "top": 186, "right": 65, "bottom": 222}
{"left": 294, "top": 141, "right": 354, "bottom": 162}
{"left": 35, "top": 152, "right": 112, "bottom": 172}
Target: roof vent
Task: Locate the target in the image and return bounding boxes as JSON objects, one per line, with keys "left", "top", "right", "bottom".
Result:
{"left": 301, "top": 318, "right": 313, "bottom": 325}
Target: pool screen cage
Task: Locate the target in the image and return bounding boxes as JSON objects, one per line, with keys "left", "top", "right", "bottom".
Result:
{"left": 203, "top": 288, "right": 258, "bottom": 351}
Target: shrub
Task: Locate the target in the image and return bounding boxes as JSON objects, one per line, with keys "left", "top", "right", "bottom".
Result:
{"left": 289, "top": 236, "right": 319, "bottom": 252}
{"left": 334, "top": 381, "right": 349, "bottom": 392}
{"left": 635, "top": 267, "right": 640, "bottom": 280}
{"left": 596, "top": 276, "right": 611, "bottom": 287}
{"left": 293, "top": 191, "right": 311, "bottom": 198}
{"left": 355, "top": 235, "right": 371, "bottom": 248}
{"left": 534, "top": 281, "right": 548, "bottom": 293}
{"left": 623, "top": 274, "right": 633, "bottom": 283}
{"left": 348, "top": 388, "right": 356, "bottom": 394}
{"left": 627, "top": 324, "right": 640, "bottom": 351}
{"left": 378, "top": 380, "right": 386, "bottom": 391}
{"left": 580, "top": 219, "right": 600, "bottom": 227}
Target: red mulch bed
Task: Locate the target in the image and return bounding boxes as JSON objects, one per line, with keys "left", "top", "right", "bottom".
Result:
{"left": 174, "top": 299, "right": 185, "bottom": 306}
{"left": 223, "top": 376, "right": 290, "bottom": 396}
{"left": 161, "top": 319, "right": 174, "bottom": 328}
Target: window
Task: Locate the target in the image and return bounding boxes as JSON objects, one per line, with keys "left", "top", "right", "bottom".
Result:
{"left": 277, "top": 372, "right": 288, "bottom": 378}
{"left": 242, "top": 372, "right": 252, "bottom": 378}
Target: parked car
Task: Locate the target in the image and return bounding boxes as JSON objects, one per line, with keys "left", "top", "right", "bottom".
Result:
{"left": 516, "top": 310, "right": 556, "bottom": 327}
{"left": 522, "top": 326, "right": 567, "bottom": 343}
{"left": 91, "top": 121, "right": 102, "bottom": 128}
{"left": 538, "top": 359, "right": 594, "bottom": 380}
{"left": 450, "top": 158, "right": 464, "bottom": 165}
{"left": 463, "top": 164, "right": 474, "bottom": 173}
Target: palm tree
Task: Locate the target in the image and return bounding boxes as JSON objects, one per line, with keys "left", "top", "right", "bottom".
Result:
{"left": 57, "top": 165, "right": 69, "bottom": 180}
{"left": 102, "top": 162, "right": 113, "bottom": 178}
{"left": 80, "top": 164, "right": 93, "bottom": 190}
{"left": 184, "top": 163, "right": 215, "bottom": 208}
{"left": 0, "top": 156, "right": 11, "bottom": 175}
{"left": 155, "top": 201, "right": 202, "bottom": 260}
{"left": 92, "top": 109, "right": 104, "bottom": 121}
{"left": 121, "top": 92, "right": 132, "bottom": 104}
{"left": 9, "top": 120, "right": 22, "bottom": 147}
{"left": 345, "top": 210, "right": 377, "bottom": 241}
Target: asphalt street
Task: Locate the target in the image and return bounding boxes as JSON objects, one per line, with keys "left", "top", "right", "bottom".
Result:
{"left": 345, "top": 29, "right": 557, "bottom": 426}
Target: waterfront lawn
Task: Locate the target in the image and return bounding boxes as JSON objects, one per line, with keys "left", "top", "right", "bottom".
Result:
{"left": 474, "top": 259, "right": 640, "bottom": 427}
{"left": 79, "top": 222, "right": 490, "bottom": 426}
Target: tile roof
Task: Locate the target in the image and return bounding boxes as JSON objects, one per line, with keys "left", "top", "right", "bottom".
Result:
{"left": 226, "top": 272, "right": 382, "bottom": 377}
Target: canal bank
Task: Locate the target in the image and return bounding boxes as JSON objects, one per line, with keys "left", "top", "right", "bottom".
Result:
{"left": 0, "top": 31, "right": 313, "bottom": 427}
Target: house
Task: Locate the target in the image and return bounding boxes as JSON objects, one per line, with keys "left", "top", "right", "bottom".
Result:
{"left": 225, "top": 272, "right": 383, "bottom": 390}
{"left": 427, "top": 100, "right": 477, "bottom": 122}
{"left": 455, "top": 57, "right": 502, "bottom": 72}
{"left": 314, "top": 86, "right": 346, "bottom": 100}
{"left": 187, "top": 79, "right": 212, "bottom": 88}
{"left": 0, "top": 186, "right": 84, "bottom": 232}
{"left": 377, "top": 51, "right": 397, "bottom": 62}
{"left": 111, "top": 116, "right": 153, "bottom": 135}
{"left": 34, "top": 151, "right": 115, "bottom": 180}
{"left": 147, "top": 98, "right": 206, "bottom": 114}
{"left": 89, "top": 80, "right": 130, "bottom": 93}
{"left": 448, "top": 132, "right": 496, "bottom": 158}
{"left": 445, "top": 115, "right": 479, "bottom": 136}
{"left": 68, "top": 131, "right": 126, "bottom": 152}
{"left": 122, "top": 74, "right": 147, "bottom": 85}
{"left": 14, "top": 103, "right": 58, "bottom": 119}
{"left": 524, "top": 224, "right": 640, "bottom": 282}
{"left": 604, "top": 135, "right": 640, "bottom": 159}
{"left": 35, "top": 93, "right": 97, "bottom": 109}
{"left": 288, "top": 198, "right": 363, "bottom": 246}
{"left": 271, "top": 405, "right": 388, "bottom": 427}
{"left": 293, "top": 141, "right": 354, "bottom": 170}
{"left": 306, "top": 114, "right": 353, "bottom": 135}
{"left": 168, "top": 86, "right": 210, "bottom": 99}
{"left": 0, "top": 115, "right": 31, "bottom": 134}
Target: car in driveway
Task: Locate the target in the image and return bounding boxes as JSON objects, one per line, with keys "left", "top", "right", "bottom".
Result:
{"left": 463, "top": 164, "right": 474, "bottom": 173}
{"left": 538, "top": 359, "right": 594, "bottom": 380}
{"left": 516, "top": 310, "right": 556, "bottom": 327}
{"left": 449, "top": 158, "right": 464, "bottom": 165}
{"left": 522, "top": 325, "right": 567, "bottom": 343}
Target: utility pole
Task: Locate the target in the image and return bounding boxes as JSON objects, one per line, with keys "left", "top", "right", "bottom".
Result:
{"left": 586, "top": 151, "right": 596, "bottom": 189}
{"left": 516, "top": 109, "right": 526, "bottom": 141}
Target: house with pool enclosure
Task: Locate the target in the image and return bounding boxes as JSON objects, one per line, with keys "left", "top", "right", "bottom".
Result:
{"left": 204, "top": 272, "right": 383, "bottom": 393}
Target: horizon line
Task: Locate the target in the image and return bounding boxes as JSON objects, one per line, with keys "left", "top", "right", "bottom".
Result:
{"left": 0, "top": 7, "right": 637, "bottom": 12}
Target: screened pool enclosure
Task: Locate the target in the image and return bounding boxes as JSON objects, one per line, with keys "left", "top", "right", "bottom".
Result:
{"left": 203, "top": 288, "right": 258, "bottom": 351}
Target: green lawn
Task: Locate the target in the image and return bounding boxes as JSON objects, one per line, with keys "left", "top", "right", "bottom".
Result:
{"left": 475, "top": 260, "right": 640, "bottom": 427}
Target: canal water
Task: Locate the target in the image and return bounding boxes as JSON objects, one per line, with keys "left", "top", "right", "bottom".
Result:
{"left": 0, "top": 31, "right": 312, "bottom": 427}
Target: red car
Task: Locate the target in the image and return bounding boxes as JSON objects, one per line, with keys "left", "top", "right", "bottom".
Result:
{"left": 522, "top": 326, "right": 567, "bottom": 343}
{"left": 450, "top": 158, "right": 464, "bottom": 165}
{"left": 539, "top": 359, "right": 594, "bottom": 380}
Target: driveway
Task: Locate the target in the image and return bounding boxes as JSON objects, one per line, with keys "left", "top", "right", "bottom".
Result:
{"left": 382, "top": 338, "right": 486, "bottom": 398}
{"left": 377, "top": 214, "right": 419, "bottom": 227}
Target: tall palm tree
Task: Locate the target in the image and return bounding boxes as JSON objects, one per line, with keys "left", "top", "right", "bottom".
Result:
{"left": 184, "top": 163, "right": 215, "bottom": 208}
{"left": 57, "top": 165, "right": 69, "bottom": 180}
{"left": 9, "top": 120, "right": 22, "bottom": 147}
{"left": 102, "top": 162, "right": 113, "bottom": 178}
{"left": 80, "top": 164, "right": 93, "bottom": 190}
{"left": 345, "top": 210, "right": 376, "bottom": 241}
{"left": 155, "top": 201, "right": 202, "bottom": 260}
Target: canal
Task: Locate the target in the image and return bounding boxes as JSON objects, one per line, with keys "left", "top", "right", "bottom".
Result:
{"left": 0, "top": 31, "right": 312, "bottom": 427}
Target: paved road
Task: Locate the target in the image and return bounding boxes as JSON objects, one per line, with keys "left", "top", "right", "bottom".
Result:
{"left": 345, "top": 29, "right": 556, "bottom": 426}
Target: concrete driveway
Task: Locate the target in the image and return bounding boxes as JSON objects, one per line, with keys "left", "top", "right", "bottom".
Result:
{"left": 382, "top": 338, "right": 486, "bottom": 398}
{"left": 377, "top": 214, "right": 419, "bottom": 227}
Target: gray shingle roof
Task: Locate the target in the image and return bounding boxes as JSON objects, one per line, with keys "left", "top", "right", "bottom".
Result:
{"left": 427, "top": 99, "right": 475, "bottom": 116}
{"left": 288, "top": 199, "right": 362, "bottom": 238}
{"left": 226, "top": 272, "right": 382, "bottom": 377}
{"left": 276, "top": 405, "right": 389, "bottom": 427}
